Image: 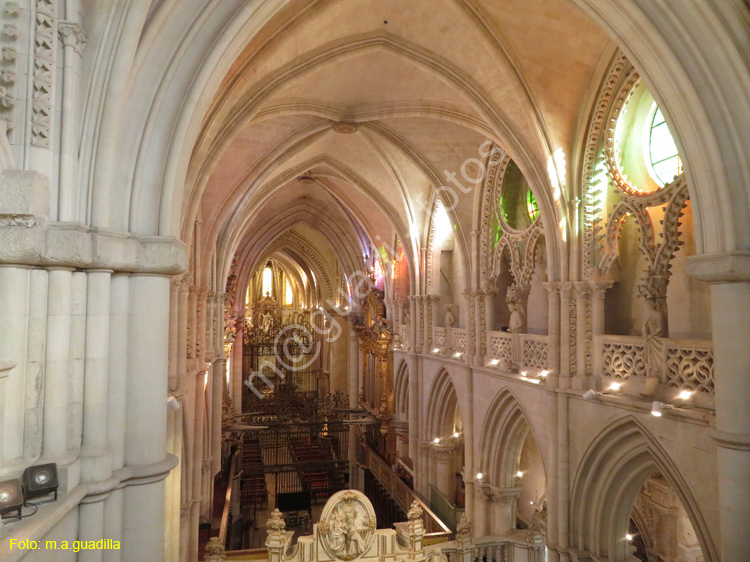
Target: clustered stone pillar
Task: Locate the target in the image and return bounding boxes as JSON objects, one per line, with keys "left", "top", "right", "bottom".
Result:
{"left": 686, "top": 254, "right": 750, "bottom": 561}
{"left": 123, "top": 274, "right": 171, "bottom": 562}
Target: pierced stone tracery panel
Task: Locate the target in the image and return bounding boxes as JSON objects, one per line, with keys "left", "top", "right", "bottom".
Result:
{"left": 601, "top": 340, "right": 647, "bottom": 380}
{"left": 665, "top": 344, "right": 714, "bottom": 394}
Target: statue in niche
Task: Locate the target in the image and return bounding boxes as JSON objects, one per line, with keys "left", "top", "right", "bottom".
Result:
{"left": 642, "top": 298, "right": 667, "bottom": 379}
{"left": 444, "top": 304, "right": 457, "bottom": 328}
{"left": 508, "top": 301, "right": 525, "bottom": 333}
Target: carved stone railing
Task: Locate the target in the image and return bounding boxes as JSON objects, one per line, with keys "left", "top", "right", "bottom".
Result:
{"left": 599, "top": 335, "right": 714, "bottom": 395}
{"left": 439, "top": 534, "right": 546, "bottom": 562}
{"left": 482, "top": 332, "right": 548, "bottom": 372}
{"left": 434, "top": 327, "right": 447, "bottom": 348}
{"left": 519, "top": 334, "right": 548, "bottom": 371}
{"left": 450, "top": 328, "right": 467, "bottom": 354}
{"left": 486, "top": 331, "right": 513, "bottom": 364}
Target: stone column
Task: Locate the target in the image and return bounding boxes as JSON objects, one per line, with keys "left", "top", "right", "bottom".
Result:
{"left": 558, "top": 283, "right": 573, "bottom": 387}
{"left": 474, "top": 290, "right": 485, "bottom": 366}
{"left": 408, "top": 295, "right": 421, "bottom": 352}
{"left": 433, "top": 443, "right": 456, "bottom": 503}
{"left": 488, "top": 487, "right": 522, "bottom": 535}
{"left": 590, "top": 281, "right": 611, "bottom": 377}
{"left": 417, "top": 441, "right": 432, "bottom": 498}
{"left": 212, "top": 358, "right": 224, "bottom": 477}
{"left": 422, "top": 296, "right": 432, "bottom": 355}
{"left": 686, "top": 253, "right": 750, "bottom": 562}
{"left": 544, "top": 283, "right": 561, "bottom": 384}
{"left": 231, "top": 330, "right": 243, "bottom": 415}
{"left": 573, "top": 283, "right": 590, "bottom": 389}
{"left": 406, "top": 351, "right": 419, "bottom": 455}
{"left": 80, "top": 270, "right": 113, "bottom": 483}
{"left": 0, "top": 266, "right": 30, "bottom": 469}
{"left": 43, "top": 268, "right": 74, "bottom": 464}
{"left": 473, "top": 486, "right": 488, "bottom": 537}
{"left": 79, "top": 498, "right": 106, "bottom": 562}
{"left": 24, "top": 268, "right": 47, "bottom": 464}
{"left": 122, "top": 274, "right": 171, "bottom": 562}
{"left": 108, "top": 274, "right": 129, "bottom": 471}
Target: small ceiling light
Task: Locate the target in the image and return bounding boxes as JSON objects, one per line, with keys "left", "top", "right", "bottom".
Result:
{"left": 521, "top": 371, "right": 527, "bottom": 377}
{"left": 608, "top": 382, "right": 622, "bottom": 391}
{"left": 540, "top": 370, "right": 549, "bottom": 378}
{"left": 516, "top": 471, "right": 523, "bottom": 478}
{"left": 489, "top": 359, "right": 499, "bottom": 366}
{"left": 476, "top": 472, "right": 483, "bottom": 480}
{"left": 453, "top": 432, "right": 460, "bottom": 438}
{"left": 433, "top": 437, "right": 440, "bottom": 444}
{"left": 583, "top": 389, "right": 598, "bottom": 400}
{"left": 626, "top": 533, "right": 633, "bottom": 542}
{"left": 651, "top": 401, "right": 665, "bottom": 417}
{"left": 678, "top": 389, "right": 693, "bottom": 400}
{"left": 453, "top": 352, "right": 462, "bottom": 358}
{"left": 433, "top": 348, "right": 440, "bottom": 354}
{"left": 529, "top": 501, "right": 534, "bottom": 505}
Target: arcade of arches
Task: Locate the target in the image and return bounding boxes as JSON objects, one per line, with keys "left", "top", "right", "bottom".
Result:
{"left": 0, "top": 2, "right": 749, "bottom": 562}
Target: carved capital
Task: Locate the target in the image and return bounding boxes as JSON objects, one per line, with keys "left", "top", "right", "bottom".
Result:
{"left": 58, "top": 22, "right": 87, "bottom": 55}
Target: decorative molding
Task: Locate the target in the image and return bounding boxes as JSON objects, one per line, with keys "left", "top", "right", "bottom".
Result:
{"left": 31, "top": 0, "right": 57, "bottom": 148}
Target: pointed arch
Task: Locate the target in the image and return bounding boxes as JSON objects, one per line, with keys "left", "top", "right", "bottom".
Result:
{"left": 477, "top": 388, "right": 544, "bottom": 488}
{"left": 393, "top": 358, "right": 409, "bottom": 419}
{"left": 570, "top": 416, "right": 717, "bottom": 561}
{"left": 425, "top": 368, "right": 460, "bottom": 441}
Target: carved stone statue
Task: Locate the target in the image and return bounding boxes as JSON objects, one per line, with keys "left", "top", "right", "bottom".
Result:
{"left": 508, "top": 301, "right": 525, "bottom": 333}
{"left": 444, "top": 304, "right": 457, "bottom": 328}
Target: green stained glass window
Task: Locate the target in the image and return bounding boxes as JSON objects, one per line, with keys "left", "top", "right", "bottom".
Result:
{"left": 648, "top": 106, "right": 682, "bottom": 186}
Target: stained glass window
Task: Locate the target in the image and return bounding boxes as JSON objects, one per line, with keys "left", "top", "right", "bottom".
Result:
{"left": 648, "top": 106, "right": 682, "bottom": 186}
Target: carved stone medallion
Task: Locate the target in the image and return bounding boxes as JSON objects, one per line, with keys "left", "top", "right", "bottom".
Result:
{"left": 318, "top": 490, "right": 376, "bottom": 561}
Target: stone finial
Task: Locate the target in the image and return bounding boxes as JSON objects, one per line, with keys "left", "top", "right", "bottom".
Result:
{"left": 204, "top": 537, "right": 227, "bottom": 561}
{"left": 408, "top": 500, "right": 424, "bottom": 522}
{"left": 266, "top": 508, "right": 286, "bottom": 534}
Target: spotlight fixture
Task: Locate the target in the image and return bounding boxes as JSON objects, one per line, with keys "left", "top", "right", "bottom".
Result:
{"left": 433, "top": 348, "right": 440, "bottom": 354}
{"left": 651, "top": 401, "right": 665, "bottom": 417}
{"left": 678, "top": 389, "right": 693, "bottom": 400}
{"left": 626, "top": 533, "right": 633, "bottom": 542}
{"left": 583, "top": 382, "right": 623, "bottom": 400}
{"left": 453, "top": 432, "right": 460, "bottom": 438}
{"left": 0, "top": 479, "right": 23, "bottom": 520}
{"left": 489, "top": 359, "right": 499, "bottom": 366}
{"left": 22, "top": 463, "right": 58, "bottom": 504}
{"left": 516, "top": 471, "right": 523, "bottom": 478}
{"left": 453, "top": 351, "right": 462, "bottom": 358}
{"left": 540, "top": 370, "right": 549, "bottom": 378}
{"left": 433, "top": 437, "right": 440, "bottom": 444}
{"left": 167, "top": 396, "right": 180, "bottom": 411}
{"left": 476, "top": 472, "right": 483, "bottom": 480}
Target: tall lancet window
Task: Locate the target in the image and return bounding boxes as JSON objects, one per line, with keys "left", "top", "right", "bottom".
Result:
{"left": 262, "top": 265, "right": 273, "bottom": 297}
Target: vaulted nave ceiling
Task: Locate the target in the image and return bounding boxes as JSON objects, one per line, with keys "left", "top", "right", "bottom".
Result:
{"left": 150, "top": 0, "right": 614, "bottom": 282}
